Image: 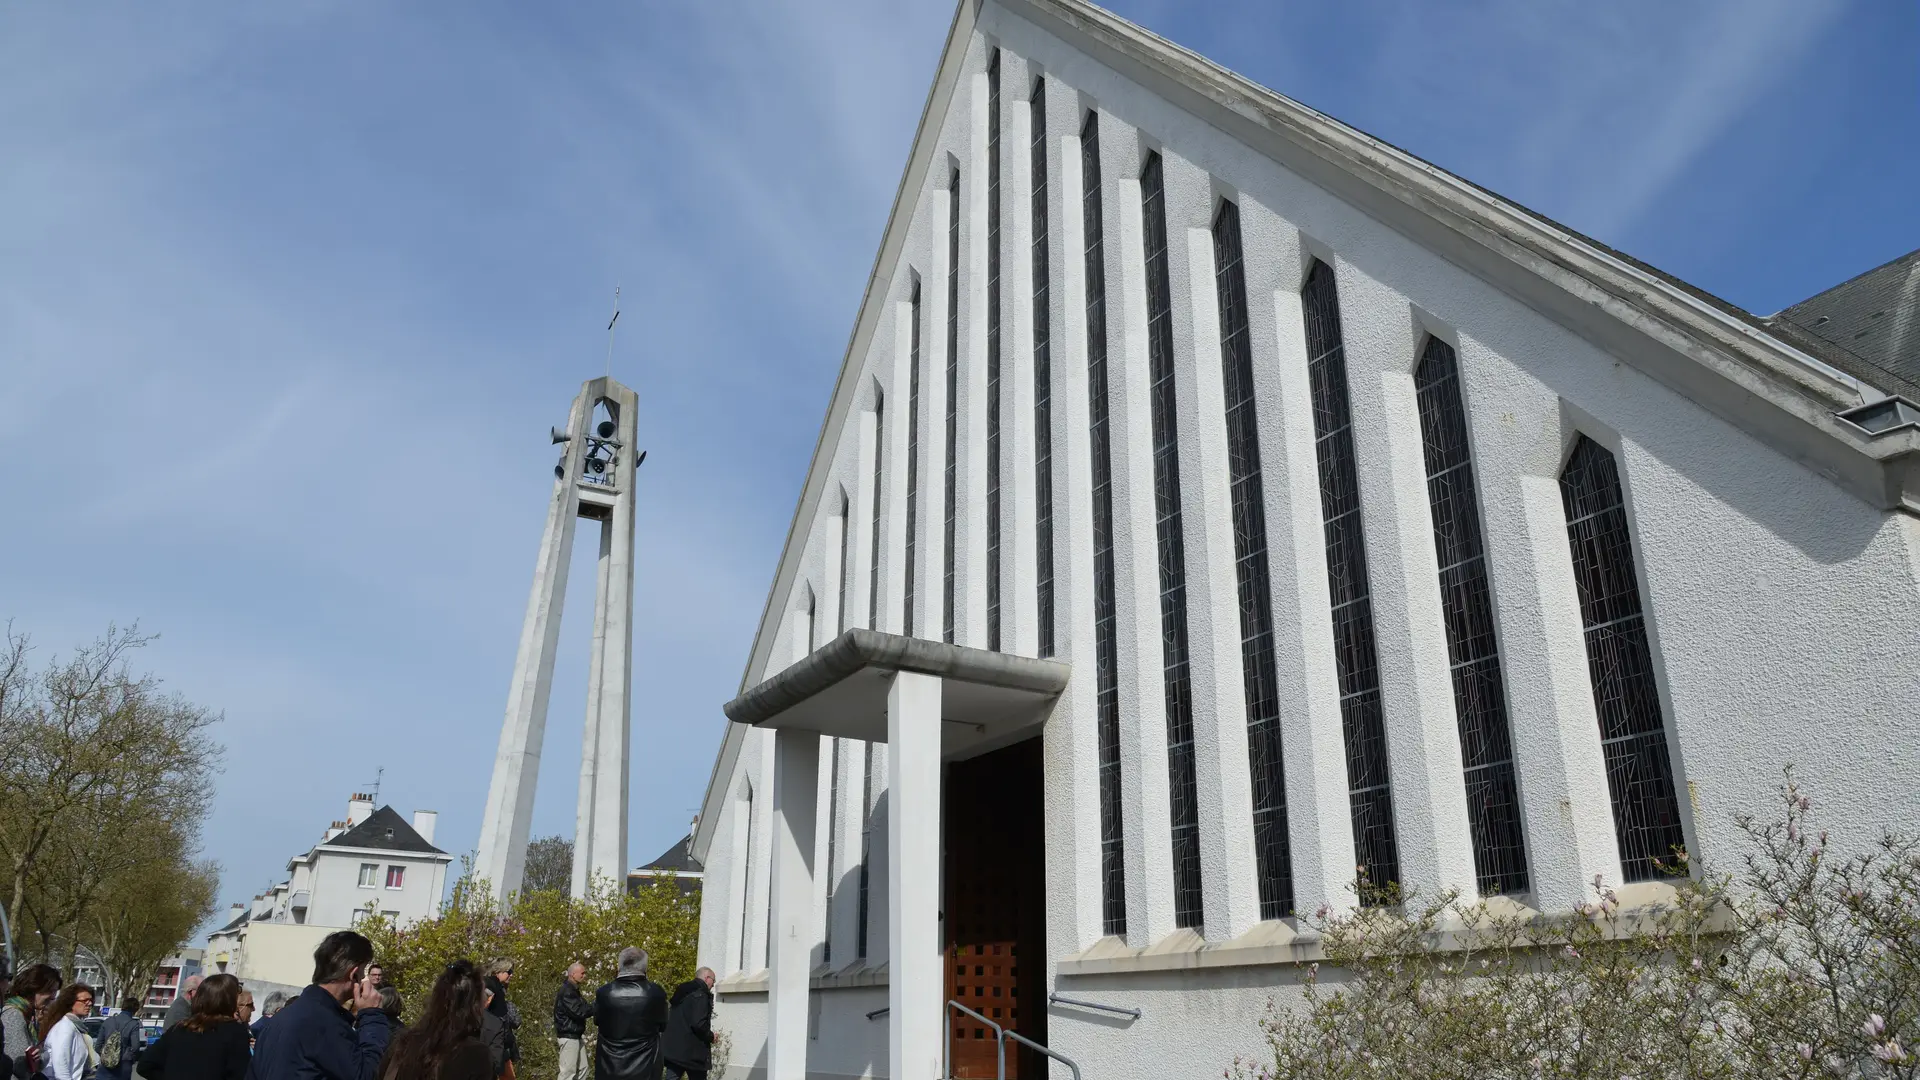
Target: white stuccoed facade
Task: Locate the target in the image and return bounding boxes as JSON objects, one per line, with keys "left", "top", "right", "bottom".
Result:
{"left": 689, "top": 1, "right": 1920, "bottom": 1077}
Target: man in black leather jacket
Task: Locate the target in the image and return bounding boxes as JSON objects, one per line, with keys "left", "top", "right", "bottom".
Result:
{"left": 553, "top": 961, "right": 593, "bottom": 1080}
{"left": 592, "top": 948, "right": 669, "bottom": 1080}
{"left": 661, "top": 969, "right": 716, "bottom": 1080}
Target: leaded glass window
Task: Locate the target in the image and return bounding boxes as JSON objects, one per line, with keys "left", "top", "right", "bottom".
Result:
{"left": 1083, "top": 113, "right": 1126, "bottom": 938}
{"left": 1213, "top": 201, "right": 1293, "bottom": 919}
{"left": 1141, "top": 152, "right": 1202, "bottom": 929}
{"left": 1032, "top": 78, "right": 1055, "bottom": 658}
{"left": 856, "top": 743, "right": 873, "bottom": 958}
{"left": 943, "top": 168, "right": 960, "bottom": 644}
{"left": 1561, "top": 436, "right": 1686, "bottom": 882}
{"left": 1302, "top": 258, "right": 1402, "bottom": 897}
{"left": 824, "top": 736, "right": 840, "bottom": 964}
{"left": 838, "top": 491, "right": 852, "bottom": 636}
{"left": 1414, "top": 336, "right": 1529, "bottom": 895}
{"left": 906, "top": 278, "right": 923, "bottom": 636}
{"left": 869, "top": 388, "right": 884, "bottom": 631}
{"left": 985, "top": 49, "right": 1003, "bottom": 651}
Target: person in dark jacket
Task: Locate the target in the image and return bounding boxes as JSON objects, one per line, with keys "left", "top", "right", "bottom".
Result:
{"left": 591, "top": 948, "right": 667, "bottom": 1080}
{"left": 245, "top": 931, "right": 389, "bottom": 1080}
{"left": 95, "top": 997, "right": 145, "bottom": 1080}
{"left": 552, "top": 963, "right": 592, "bottom": 1080}
{"left": 480, "top": 962, "right": 518, "bottom": 1071}
{"left": 660, "top": 969, "right": 715, "bottom": 1080}
{"left": 478, "top": 991, "right": 508, "bottom": 1079}
{"left": 139, "top": 973, "right": 252, "bottom": 1080}
{"left": 375, "top": 960, "right": 492, "bottom": 1080}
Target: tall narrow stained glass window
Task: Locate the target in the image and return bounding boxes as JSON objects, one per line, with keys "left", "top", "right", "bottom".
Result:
{"left": 1140, "top": 152, "right": 1203, "bottom": 929}
{"left": 1212, "top": 201, "right": 1293, "bottom": 919}
{"left": 985, "top": 49, "right": 1004, "bottom": 651}
{"left": 943, "top": 169, "right": 961, "bottom": 644}
{"left": 1560, "top": 436, "right": 1686, "bottom": 882}
{"left": 1301, "top": 258, "right": 1402, "bottom": 896}
{"left": 823, "top": 736, "right": 840, "bottom": 965}
{"left": 868, "top": 389, "right": 884, "bottom": 631}
{"left": 906, "top": 280, "right": 923, "bottom": 636}
{"left": 1414, "top": 337, "right": 1529, "bottom": 895}
{"left": 838, "top": 491, "right": 852, "bottom": 636}
{"left": 738, "top": 784, "right": 754, "bottom": 971}
{"left": 856, "top": 743, "right": 874, "bottom": 958}
{"left": 1031, "top": 79, "right": 1055, "bottom": 658}
{"left": 1082, "top": 113, "right": 1126, "bottom": 938}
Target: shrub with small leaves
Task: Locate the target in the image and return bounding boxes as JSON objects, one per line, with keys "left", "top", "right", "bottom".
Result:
{"left": 1233, "top": 770, "right": 1920, "bottom": 1080}
{"left": 360, "top": 862, "right": 699, "bottom": 1080}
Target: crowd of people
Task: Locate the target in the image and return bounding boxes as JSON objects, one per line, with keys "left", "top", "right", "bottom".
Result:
{"left": 0, "top": 935, "right": 715, "bottom": 1080}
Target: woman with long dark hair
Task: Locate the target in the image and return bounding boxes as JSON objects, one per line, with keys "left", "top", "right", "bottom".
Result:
{"left": 379, "top": 960, "right": 491, "bottom": 1080}
{"left": 137, "top": 973, "right": 250, "bottom": 1080}
{"left": 4, "top": 964, "right": 62, "bottom": 1079}
{"left": 41, "top": 983, "right": 95, "bottom": 1080}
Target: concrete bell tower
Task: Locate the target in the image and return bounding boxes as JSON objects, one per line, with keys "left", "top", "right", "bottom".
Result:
{"left": 474, "top": 376, "right": 641, "bottom": 902}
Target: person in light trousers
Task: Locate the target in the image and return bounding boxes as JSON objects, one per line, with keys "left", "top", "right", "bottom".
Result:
{"left": 552, "top": 962, "right": 593, "bottom": 1080}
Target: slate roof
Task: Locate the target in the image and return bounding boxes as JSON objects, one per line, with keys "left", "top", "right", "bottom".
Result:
{"left": 212, "top": 909, "right": 250, "bottom": 935}
{"left": 636, "top": 834, "right": 703, "bottom": 875}
{"left": 1772, "top": 249, "right": 1920, "bottom": 402}
{"left": 322, "top": 806, "right": 446, "bottom": 856}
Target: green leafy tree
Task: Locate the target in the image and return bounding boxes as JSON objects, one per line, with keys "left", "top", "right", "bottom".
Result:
{"left": 522, "top": 836, "right": 574, "bottom": 896}
{"left": 362, "top": 864, "right": 698, "bottom": 1080}
{"left": 0, "top": 624, "right": 221, "bottom": 968}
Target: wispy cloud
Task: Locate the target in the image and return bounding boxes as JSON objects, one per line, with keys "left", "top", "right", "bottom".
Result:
{"left": 0, "top": 0, "right": 1893, "bottom": 940}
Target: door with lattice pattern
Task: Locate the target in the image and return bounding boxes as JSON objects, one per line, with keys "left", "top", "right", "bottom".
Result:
{"left": 944, "top": 738, "right": 1046, "bottom": 1078}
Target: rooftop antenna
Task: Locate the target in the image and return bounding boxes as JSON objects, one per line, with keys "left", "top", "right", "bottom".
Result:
{"left": 605, "top": 286, "right": 621, "bottom": 379}
{"left": 363, "top": 766, "right": 384, "bottom": 807}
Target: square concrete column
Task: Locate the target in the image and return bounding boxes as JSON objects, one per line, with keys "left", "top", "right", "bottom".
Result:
{"left": 768, "top": 728, "right": 820, "bottom": 1080}
{"left": 888, "top": 670, "right": 943, "bottom": 1080}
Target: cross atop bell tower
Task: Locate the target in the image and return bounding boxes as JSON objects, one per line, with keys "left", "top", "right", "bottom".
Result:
{"left": 474, "top": 375, "right": 643, "bottom": 902}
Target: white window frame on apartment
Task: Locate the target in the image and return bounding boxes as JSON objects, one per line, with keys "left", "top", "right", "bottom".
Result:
{"left": 357, "top": 863, "right": 378, "bottom": 888}
{"left": 384, "top": 866, "right": 406, "bottom": 890}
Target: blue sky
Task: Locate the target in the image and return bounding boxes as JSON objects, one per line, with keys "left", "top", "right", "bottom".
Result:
{"left": 1, "top": 0, "right": 1913, "bottom": 938}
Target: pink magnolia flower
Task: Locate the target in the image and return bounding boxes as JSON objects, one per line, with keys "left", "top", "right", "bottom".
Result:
{"left": 1873, "top": 1041, "right": 1905, "bottom": 1064}
{"left": 1863, "top": 1014, "right": 1887, "bottom": 1038}
{"left": 1797, "top": 1043, "right": 1813, "bottom": 1061}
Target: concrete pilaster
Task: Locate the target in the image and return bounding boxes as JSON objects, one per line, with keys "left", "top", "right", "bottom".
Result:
{"left": 476, "top": 391, "right": 590, "bottom": 902}
{"left": 768, "top": 728, "right": 819, "bottom": 1080}
{"left": 888, "top": 671, "right": 943, "bottom": 1080}
{"left": 589, "top": 423, "right": 637, "bottom": 887}
{"left": 573, "top": 522, "right": 614, "bottom": 897}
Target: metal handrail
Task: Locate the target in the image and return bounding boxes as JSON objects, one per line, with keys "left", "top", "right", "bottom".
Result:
{"left": 1004, "top": 1028, "right": 1082, "bottom": 1080}
{"left": 1047, "top": 992, "right": 1142, "bottom": 1020}
{"left": 945, "top": 999, "right": 1006, "bottom": 1080}
{"left": 866, "top": 1006, "right": 890, "bottom": 1021}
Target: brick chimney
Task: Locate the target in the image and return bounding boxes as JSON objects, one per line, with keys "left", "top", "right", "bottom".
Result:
{"left": 347, "top": 793, "right": 374, "bottom": 827}
{"left": 412, "top": 810, "right": 438, "bottom": 846}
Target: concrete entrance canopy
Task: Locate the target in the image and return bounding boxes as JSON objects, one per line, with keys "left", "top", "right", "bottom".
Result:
{"left": 721, "top": 628, "right": 1070, "bottom": 757}
{"left": 721, "top": 629, "right": 1070, "bottom": 1080}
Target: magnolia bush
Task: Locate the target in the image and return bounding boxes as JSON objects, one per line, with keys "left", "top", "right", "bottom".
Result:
{"left": 1235, "top": 773, "right": 1920, "bottom": 1080}
{"left": 361, "top": 866, "right": 699, "bottom": 1080}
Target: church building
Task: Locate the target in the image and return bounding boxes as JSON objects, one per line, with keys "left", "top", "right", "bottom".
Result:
{"left": 690, "top": 0, "right": 1920, "bottom": 1076}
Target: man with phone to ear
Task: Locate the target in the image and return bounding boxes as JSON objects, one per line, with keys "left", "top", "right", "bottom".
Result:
{"left": 246, "top": 930, "right": 391, "bottom": 1080}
